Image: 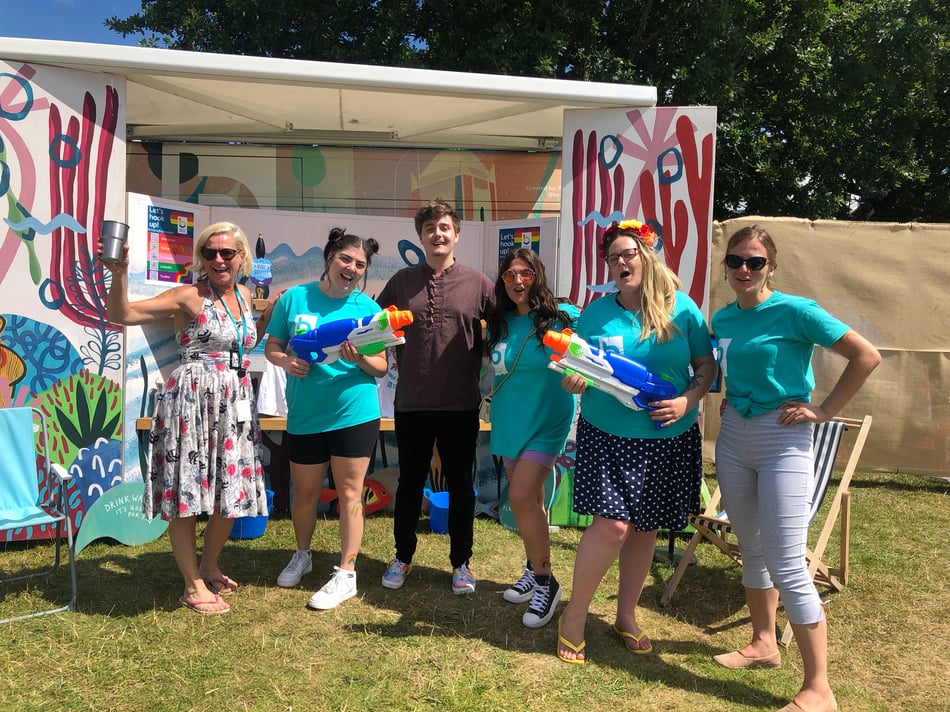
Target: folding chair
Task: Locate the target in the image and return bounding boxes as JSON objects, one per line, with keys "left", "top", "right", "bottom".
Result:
{"left": 659, "top": 415, "right": 872, "bottom": 645}
{"left": 0, "top": 406, "right": 78, "bottom": 624}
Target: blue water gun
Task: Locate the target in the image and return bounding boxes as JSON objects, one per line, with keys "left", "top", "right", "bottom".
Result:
{"left": 289, "top": 306, "right": 413, "bottom": 364}
{"left": 543, "top": 328, "right": 677, "bottom": 416}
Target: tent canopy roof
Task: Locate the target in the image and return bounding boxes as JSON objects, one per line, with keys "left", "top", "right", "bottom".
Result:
{"left": 1, "top": 37, "right": 656, "bottom": 151}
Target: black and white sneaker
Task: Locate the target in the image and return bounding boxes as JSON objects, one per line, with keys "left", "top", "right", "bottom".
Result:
{"left": 503, "top": 566, "right": 536, "bottom": 604}
{"left": 522, "top": 577, "right": 561, "bottom": 628}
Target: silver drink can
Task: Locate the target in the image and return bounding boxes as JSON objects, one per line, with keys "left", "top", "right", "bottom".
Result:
{"left": 99, "top": 220, "right": 129, "bottom": 262}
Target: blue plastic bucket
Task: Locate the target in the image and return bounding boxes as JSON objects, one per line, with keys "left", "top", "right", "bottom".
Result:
{"left": 424, "top": 487, "right": 478, "bottom": 535}
{"left": 427, "top": 489, "right": 451, "bottom": 534}
{"left": 230, "top": 489, "right": 274, "bottom": 539}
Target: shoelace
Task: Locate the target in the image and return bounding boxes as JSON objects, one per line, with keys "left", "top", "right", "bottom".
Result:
{"left": 513, "top": 570, "right": 535, "bottom": 591}
{"left": 528, "top": 584, "right": 552, "bottom": 612}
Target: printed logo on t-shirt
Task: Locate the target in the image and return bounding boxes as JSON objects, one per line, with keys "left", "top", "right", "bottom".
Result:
{"left": 718, "top": 337, "right": 732, "bottom": 377}
{"left": 490, "top": 343, "right": 509, "bottom": 375}
{"left": 595, "top": 334, "right": 624, "bottom": 355}
{"left": 294, "top": 314, "right": 318, "bottom": 334}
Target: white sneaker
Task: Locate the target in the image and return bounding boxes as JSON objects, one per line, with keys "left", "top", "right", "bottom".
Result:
{"left": 277, "top": 549, "right": 312, "bottom": 588}
{"left": 308, "top": 567, "right": 357, "bottom": 610}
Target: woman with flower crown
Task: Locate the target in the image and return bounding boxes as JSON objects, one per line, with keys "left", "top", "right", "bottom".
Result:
{"left": 555, "top": 219, "right": 717, "bottom": 663}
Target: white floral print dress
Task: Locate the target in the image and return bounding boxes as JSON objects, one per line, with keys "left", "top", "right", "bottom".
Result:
{"left": 144, "top": 294, "right": 267, "bottom": 521}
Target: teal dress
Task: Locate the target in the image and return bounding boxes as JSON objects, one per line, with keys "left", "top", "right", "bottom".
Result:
{"left": 488, "top": 304, "right": 579, "bottom": 460}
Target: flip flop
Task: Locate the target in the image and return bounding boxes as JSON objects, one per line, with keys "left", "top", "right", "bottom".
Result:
{"left": 179, "top": 594, "right": 230, "bottom": 615}
{"left": 556, "top": 617, "right": 586, "bottom": 664}
{"left": 612, "top": 623, "right": 653, "bottom": 654}
{"left": 204, "top": 576, "right": 239, "bottom": 595}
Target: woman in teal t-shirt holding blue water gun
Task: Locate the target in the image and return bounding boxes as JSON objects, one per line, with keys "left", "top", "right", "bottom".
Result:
{"left": 265, "top": 228, "right": 388, "bottom": 611}
{"left": 555, "top": 219, "right": 717, "bottom": 664}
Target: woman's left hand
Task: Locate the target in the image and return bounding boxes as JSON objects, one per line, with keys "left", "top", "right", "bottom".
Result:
{"left": 649, "top": 396, "right": 689, "bottom": 427}
{"left": 778, "top": 401, "right": 829, "bottom": 426}
{"left": 338, "top": 340, "right": 362, "bottom": 363}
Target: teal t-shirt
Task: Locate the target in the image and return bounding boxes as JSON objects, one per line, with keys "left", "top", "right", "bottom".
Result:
{"left": 488, "top": 304, "right": 579, "bottom": 459}
{"left": 711, "top": 290, "right": 849, "bottom": 418}
{"left": 267, "top": 283, "right": 382, "bottom": 434}
{"left": 576, "top": 291, "right": 712, "bottom": 439}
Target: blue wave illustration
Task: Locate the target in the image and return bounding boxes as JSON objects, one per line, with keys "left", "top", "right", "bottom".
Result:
{"left": 4, "top": 214, "right": 86, "bottom": 234}
{"left": 577, "top": 210, "right": 625, "bottom": 228}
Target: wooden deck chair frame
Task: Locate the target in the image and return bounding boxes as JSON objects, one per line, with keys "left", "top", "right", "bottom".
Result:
{"left": 659, "top": 414, "right": 872, "bottom": 646}
{"left": 0, "top": 406, "right": 78, "bottom": 625}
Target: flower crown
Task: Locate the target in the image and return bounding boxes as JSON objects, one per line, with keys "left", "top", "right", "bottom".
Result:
{"left": 604, "top": 219, "right": 658, "bottom": 249}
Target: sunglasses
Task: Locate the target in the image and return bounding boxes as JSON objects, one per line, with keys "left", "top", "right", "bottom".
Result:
{"left": 502, "top": 268, "right": 536, "bottom": 284}
{"left": 201, "top": 247, "right": 239, "bottom": 261}
{"left": 725, "top": 254, "right": 769, "bottom": 271}
{"left": 605, "top": 248, "right": 640, "bottom": 267}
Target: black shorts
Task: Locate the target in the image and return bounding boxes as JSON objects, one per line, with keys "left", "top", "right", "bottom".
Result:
{"left": 287, "top": 419, "right": 380, "bottom": 465}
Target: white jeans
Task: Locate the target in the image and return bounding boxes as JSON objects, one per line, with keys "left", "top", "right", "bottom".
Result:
{"left": 716, "top": 404, "right": 823, "bottom": 625}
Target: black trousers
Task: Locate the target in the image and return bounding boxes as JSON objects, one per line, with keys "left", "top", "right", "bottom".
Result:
{"left": 392, "top": 409, "right": 479, "bottom": 569}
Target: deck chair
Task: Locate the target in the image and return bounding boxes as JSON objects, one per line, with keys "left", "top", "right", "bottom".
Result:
{"left": 0, "top": 406, "right": 78, "bottom": 624}
{"left": 659, "top": 415, "right": 872, "bottom": 645}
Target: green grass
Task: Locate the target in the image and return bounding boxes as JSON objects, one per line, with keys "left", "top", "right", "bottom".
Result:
{"left": 2, "top": 473, "right": 949, "bottom": 711}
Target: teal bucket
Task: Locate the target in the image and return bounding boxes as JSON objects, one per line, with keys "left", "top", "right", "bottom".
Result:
{"left": 230, "top": 489, "right": 274, "bottom": 539}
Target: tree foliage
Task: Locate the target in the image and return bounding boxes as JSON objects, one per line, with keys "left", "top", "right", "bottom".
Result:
{"left": 108, "top": 0, "right": 949, "bottom": 222}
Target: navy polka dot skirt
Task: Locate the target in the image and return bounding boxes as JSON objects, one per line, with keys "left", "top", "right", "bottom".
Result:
{"left": 573, "top": 416, "right": 703, "bottom": 531}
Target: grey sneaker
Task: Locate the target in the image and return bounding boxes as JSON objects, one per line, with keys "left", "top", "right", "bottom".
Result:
{"left": 308, "top": 567, "right": 357, "bottom": 610}
{"left": 503, "top": 566, "right": 536, "bottom": 604}
{"left": 522, "top": 577, "right": 561, "bottom": 628}
{"left": 277, "top": 549, "right": 312, "bottom": 588}
{"left": 382, "top": 558, "right": 411, "bottom": 590}
{"left": 452, "top": 563, "right": 476, "bottom": 595}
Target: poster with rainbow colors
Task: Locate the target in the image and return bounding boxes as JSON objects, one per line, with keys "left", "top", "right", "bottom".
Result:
{"left": 146, "top": 204, "right": 195, "bottom": 283}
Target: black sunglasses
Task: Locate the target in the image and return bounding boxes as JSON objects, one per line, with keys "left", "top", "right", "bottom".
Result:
{"left": 201, "top": 247, "right": 239, "bottom": 261}
{"left": 725, "top": 254, "right": 768, "bottom": 271}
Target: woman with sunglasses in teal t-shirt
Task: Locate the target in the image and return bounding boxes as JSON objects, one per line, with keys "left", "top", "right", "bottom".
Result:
{"left": 712, "top": 225, "right": 880, "bottom": 712}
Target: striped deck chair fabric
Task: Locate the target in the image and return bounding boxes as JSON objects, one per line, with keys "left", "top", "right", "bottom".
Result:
{"left": 659, "top": 415, "right": 873, "bottom": 645}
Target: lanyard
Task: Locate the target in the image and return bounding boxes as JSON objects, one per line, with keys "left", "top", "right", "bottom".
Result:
{"left": 209, "top": 283, "right": 247, "bottom": 363}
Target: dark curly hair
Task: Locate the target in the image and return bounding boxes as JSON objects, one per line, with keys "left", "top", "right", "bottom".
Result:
{"left": 323, "top": 227, "right": 379, "bottom": 289}
{"left": 485, "top": 248, "right": 575, "bottom": 352}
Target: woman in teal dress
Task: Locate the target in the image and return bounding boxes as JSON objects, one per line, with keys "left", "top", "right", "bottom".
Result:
{"left": 485, "top": 248, "right": 578, "bottom": 629}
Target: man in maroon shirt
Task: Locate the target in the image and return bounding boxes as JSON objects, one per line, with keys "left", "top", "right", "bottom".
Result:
{"left": 378, "top": 199, "right": 494, "bottom": 595}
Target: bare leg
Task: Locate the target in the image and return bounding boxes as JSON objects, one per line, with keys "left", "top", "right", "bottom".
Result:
{"left": 331, "top": 454, "right": 370, "bottom": 571}
{"left": 558, "top": 516, "right": 629, "bottom": 661}
{"left": 788, "top": 617, "right": 834, "bottom": 710}
{"left": 737, "top": 586, "right": 781, "bottom": 658}
{"left": 197, "top": 512, "right": 236, "bottom": 586}
{"left": 614, "top": 528, "right": 657, "bottom": 651}
{"left": 168, "top": 516, "right": 226, "bottom": 611}
{"left": 507, "top": 459, "right": 552, "bottom": 576}
{"left": 289, "top": 461, "right": 328, "bottom": 551}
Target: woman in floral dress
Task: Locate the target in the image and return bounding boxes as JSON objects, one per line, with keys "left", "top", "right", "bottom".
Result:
{"left": 102, "top": 221, "right": 270, "bottom": 615}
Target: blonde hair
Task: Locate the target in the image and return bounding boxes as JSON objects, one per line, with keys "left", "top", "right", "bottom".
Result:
{"left": 192, "top": 221, "right": 253, "bottom": 281}
{"left": 601, "top": 225, "right": 681, "bottom": 343}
